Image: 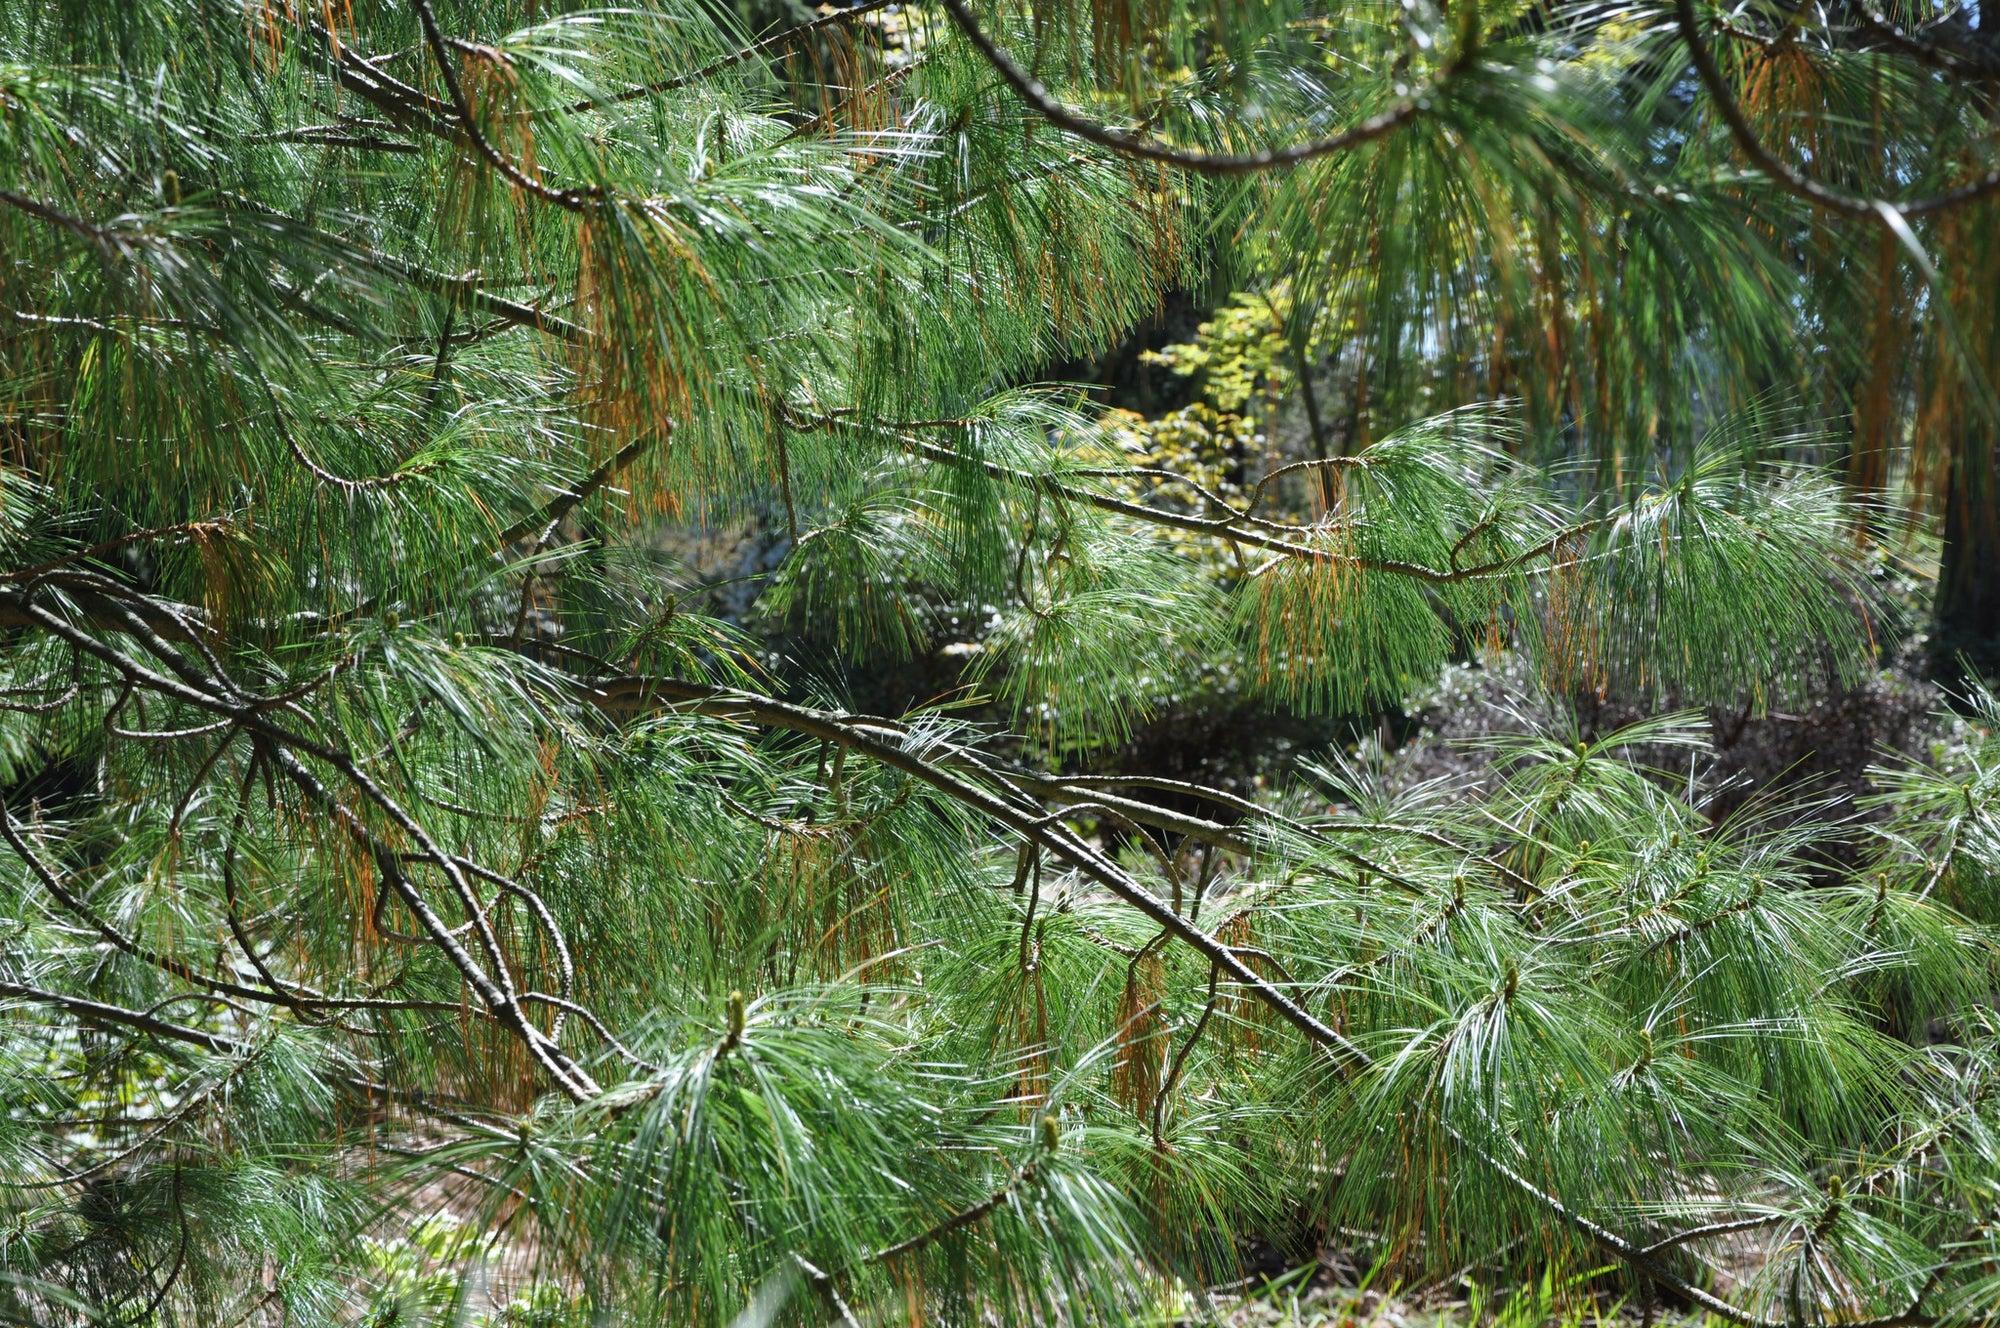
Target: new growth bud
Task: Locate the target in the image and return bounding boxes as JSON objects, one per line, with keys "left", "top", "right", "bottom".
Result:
{"left": 1816, "top": 1173, "right": 1846, "bottom": 1237}
{"left": 721, "top": 989, "right": 746, "bottom": 1051}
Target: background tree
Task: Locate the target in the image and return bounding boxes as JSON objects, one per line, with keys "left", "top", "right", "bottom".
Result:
{"left": 1, "top": 2, "right": 1997, "bottom": 1328}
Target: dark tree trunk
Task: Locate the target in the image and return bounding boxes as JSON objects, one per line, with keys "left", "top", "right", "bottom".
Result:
{"left": 1935, "top": 426, "right": 2000, "bottom": 684}
{"left": 1929, "top": 181, "right": 2000, "bottom": 687}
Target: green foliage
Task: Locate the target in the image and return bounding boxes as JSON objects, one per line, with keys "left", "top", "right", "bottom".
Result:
{"left": 978, "top": 520, "right": 1229, "bottom": 748}
{"left": 0, "top": 1, "right": 1993, "bottom": 1328}
{"left": 1141, "top": 292, "right": 1297, "bottom": 415}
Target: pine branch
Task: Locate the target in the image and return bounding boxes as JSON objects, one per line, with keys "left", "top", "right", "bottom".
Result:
{"left": 317, "top": 33, "right": 460, "bottom": 141}
{"left": 0, "top": 582, "right": 605, "bottom": 1101}
{"left": 492, "top": 434, "right": 664, "bottom": 549}
{"left": 869, "top": 1158, "right": 1042, "bottom": 1262}
{"left": 410, "top": 0, "right": 604, "bottom": 212}
{"left": 1674, "top": 0, "right": 2000, "bottom": 221}
{"left": 1475, "top": 1144, "right": 1934, "bottom": 1328}
{"left": 548, "top": 0, "right": 902, "bottom": 113}
{"left": 582, "top": 673, "right": 1370, "bottom": 1065}
{"left": 801, "top": 409, "right": 1586, "bottom": 580}
{"left": 1638, "top": 1213, "right": 1790, "bottom": 1256}
{"left": 0, "top": 979, "right": 246, "bottom": 1056}
{"left": 0, "top": 189, "right": 118, "bottom": 252}
{"left": 936, "top": 0, "right": 1470, "bottom": 175}
{"left": 1846, "top": 4, "right": 2000, "bottom": 78}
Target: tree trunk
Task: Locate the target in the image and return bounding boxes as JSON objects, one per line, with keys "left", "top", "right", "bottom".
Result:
{"left": 1935, "top": 426, "right": 2000, "bottom": 683}
{"left": 1926, "top": 184, "right": 2000, "bottom": 685}
{"left": 1847, "top": 228, "right": 1904, "bottom": 516}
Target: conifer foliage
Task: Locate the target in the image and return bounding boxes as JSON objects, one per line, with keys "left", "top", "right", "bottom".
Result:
{"left": 0, "top": 1, "right": 1995, "bottom": 1326}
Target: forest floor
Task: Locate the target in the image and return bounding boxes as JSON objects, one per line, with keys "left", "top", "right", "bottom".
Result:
{"left": 1196, "top": 1263, "right": 1638, "bottom": 1328}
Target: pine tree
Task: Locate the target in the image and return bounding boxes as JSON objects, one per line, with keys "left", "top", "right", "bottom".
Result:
{"left": 1, "top": 2, "right": 1996, "bottom": 1327}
